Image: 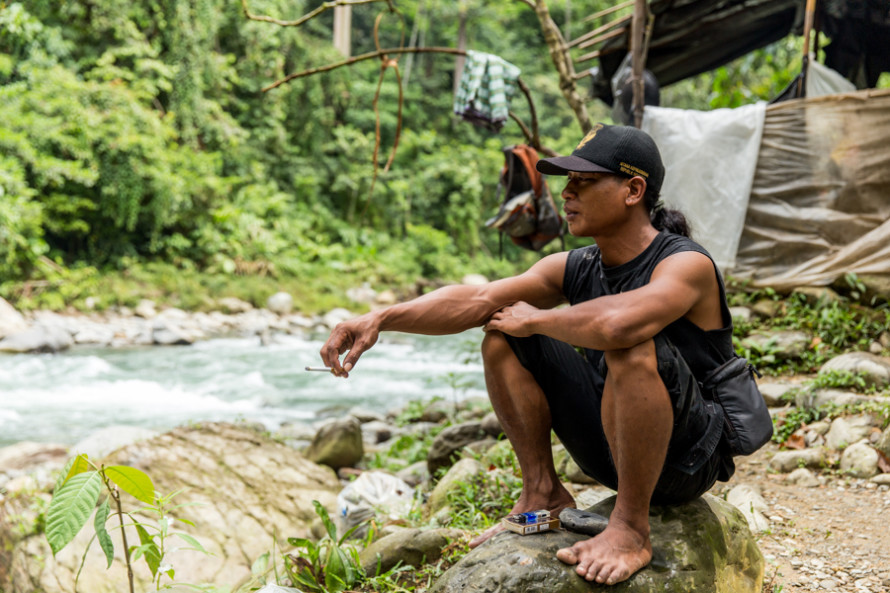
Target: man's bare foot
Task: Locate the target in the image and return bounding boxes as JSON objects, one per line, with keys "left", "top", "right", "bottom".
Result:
{"left": 555, "top": 520, "right": 652, "bottom": 585}
{"left": 468, "top": 485, "right": 575, "bottom": 548}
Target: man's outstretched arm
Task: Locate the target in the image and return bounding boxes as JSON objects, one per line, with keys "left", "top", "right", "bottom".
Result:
{"left": 319, "top": 252, "right": 569, "bottom": 376}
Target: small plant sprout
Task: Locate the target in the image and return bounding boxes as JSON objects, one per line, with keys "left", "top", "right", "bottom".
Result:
{"left": 45, "top": 454, "right": 208, "bottom": 593}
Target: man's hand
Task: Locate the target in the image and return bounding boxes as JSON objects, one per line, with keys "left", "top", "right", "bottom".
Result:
{"left": 483, "top": 301, "right": 540, "bottom": 337}
{"left": 319, "top": 315, "right": 380, "bottom": 378}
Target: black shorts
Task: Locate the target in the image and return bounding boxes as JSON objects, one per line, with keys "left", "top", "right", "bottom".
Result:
{"left": 505, "top": 333, "right": 732, "bottom": 505}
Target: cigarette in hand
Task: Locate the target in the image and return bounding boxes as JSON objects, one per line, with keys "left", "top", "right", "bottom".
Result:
{"left": 304, "top": 366, "right": 333, "bottom": 372}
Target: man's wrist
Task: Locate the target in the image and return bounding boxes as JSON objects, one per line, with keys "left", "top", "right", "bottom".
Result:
{"left": 524, "top": 309, "right": 547, "bottom": 336}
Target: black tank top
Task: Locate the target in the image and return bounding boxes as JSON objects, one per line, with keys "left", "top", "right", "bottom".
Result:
{"left": 563, "top": 232, "right": 734, "bottom": 379}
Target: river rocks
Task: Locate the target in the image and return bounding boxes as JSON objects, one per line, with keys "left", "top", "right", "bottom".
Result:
{"left": 480, "top": 411, "right": 503, "bottom": 437}
{"left": 1, "top": 422, "right": 340, "bottom": 593}
{"left": 741, "top": 330, "right": 810, "bottom": 360}
{"left": 430, "top": 494, "right": 763, "bottom": 593}
{"left": 727, "top": 484, "right": 770, "bottom": 532}
{"left": 322, "top": 307, "right": 354, "bottom": 329}
{"left": 427, "top": 422, "right": 487, "bottom": 475}
{"left": 134, "top": 299, "right": 157, "bottom": 318}
{"left": 825, "top": 415, "right": 876, "bottom": 450}
{"left": 750, "top": 299, "right": 783, "bottom": 319}
{"left": 0, "top": 298, "right": 359, "bottom": 353}
{"left": 839, "top": 442, "right": 879, "bottom": 478}
{"left": 218, "top": 296, "right": 254, "bottom": 313}
{"left": 151, "top": 317, "right": 197, "bottom": 345}
{"left": 427, "top": 458, "right": 484, "bottom": 518}
{"left": 768, "top": 447, "right": 826, "bottom": 473}
{"left": 792, "top": 286, "right": 841, "bottom": 305}
{"left": 305, "top": 416, "right": 364, "bottom": 470}
{"left": 785, "top": 468, "right": 822, "bottom": 488}
{"left": 875, "top": 427, "right": 890, "bottom": 458}
{"left": 820, "top": 352, "right": 890, "bottom": 389}
{"left": 359, "top": 527, "right": 463, "bottom": 575}
{"left": 346, "top": 282, "right": 377, "bottom": 305}
{"left": 756, "top": 381, "right": 796, "bottom": 407}
{"left": 728, "top": 306, "right": 753, "bottom": 323}
{"left": 266, "top": 291, "right": 293, "bottom": 315}
{"left": 0, "top": 297, "right": 27, "bottom": 339}
{"left": 0, "top": 324, "right": 74, "bottom": 353}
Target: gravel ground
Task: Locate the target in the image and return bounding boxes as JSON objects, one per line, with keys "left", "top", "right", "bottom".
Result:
{"left": 715, "top": 443, "right": 890, "bottom": 593}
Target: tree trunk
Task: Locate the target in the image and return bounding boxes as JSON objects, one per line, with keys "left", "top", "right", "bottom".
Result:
{"left": 531, "top": 0, "right": 591, "bottom": 133}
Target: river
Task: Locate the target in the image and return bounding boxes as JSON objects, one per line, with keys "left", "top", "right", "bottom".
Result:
{"left": 0, "top": 330, "right": 487, "bottom": 448}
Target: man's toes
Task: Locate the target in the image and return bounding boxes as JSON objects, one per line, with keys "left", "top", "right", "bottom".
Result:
{"left": 556, "top": 547, "right": 579, "bottom": 565}
{"left": 469, "top": 524, "right": 504, "bottom": 548}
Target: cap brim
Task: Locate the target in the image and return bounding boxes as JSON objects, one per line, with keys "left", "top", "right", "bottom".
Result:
{"left": 535, "top": 155, "right": 616, "bottom": 176}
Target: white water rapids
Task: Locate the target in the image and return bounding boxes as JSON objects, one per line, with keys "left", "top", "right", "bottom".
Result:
{"left": 0, "top": 330, "right": 487, "bottom": 448}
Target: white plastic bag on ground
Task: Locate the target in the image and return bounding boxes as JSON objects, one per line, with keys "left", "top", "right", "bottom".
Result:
{"left": 336, "top": 471, "right": 417, "bottom": 535}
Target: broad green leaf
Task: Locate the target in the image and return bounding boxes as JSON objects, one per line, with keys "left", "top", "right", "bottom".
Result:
{"left": 45, "top": 471, "right": 102, "bottom": 556}
{"left": 251, "top": 551, "right": 270, "bottom": 576}
{"left": 94, "top": 498, "right": 115, "bottom": 568}
{"left": 134, "top": 523, "right": 161, "bottom": 577}
{"left": 325, "top": 546, "right": 355, "bottom": 592}
{"left": 173, "top": 532, "right": 207, "bottom": 554}
{"left": 104, "top": 466, "right": 155, "bottom": 504}
{"left": 312, "top": 500, "right": 337, "bottom": 541}
{"left": 53, "top": 457, "right": 75, "bottom": 492}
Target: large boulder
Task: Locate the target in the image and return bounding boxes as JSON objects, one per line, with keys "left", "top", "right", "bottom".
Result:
{"left": 305, "top": 416, "right": 364, "bottom": 470}
{"left": 820, "top": 352, "right": 890, "bottom": 389}
{"left": 1, "top": 422, "right": 340, "bottom": 593}
{"left": 359, "top": 527, "right": 464, "bottom": 575}
{"left": 740, "top": 330, "right": 810, "bottom": 360}
{"left": 427, "top": 422, "right": 487, "bottom": 475}
{"left": 0, "top": 324, "right": 73, "bottom": 353}
{"left": 430, "top": 494, "right": 763, "bottom": 593}
{"left": 427, "top": 458, "right": 484, "bottom": 518}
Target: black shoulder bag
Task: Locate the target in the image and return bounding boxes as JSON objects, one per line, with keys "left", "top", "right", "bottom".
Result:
{"left": 699, "top": 356, "right": 773, "bottom": 456}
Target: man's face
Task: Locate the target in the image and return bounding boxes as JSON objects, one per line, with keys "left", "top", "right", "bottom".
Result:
{"left": 561, "top": 172, "right": 632, "bottom": 237}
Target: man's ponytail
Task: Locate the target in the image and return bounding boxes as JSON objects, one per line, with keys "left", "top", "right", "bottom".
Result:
{"left": 646, "top": 195, "right": 691, "bottom": 238}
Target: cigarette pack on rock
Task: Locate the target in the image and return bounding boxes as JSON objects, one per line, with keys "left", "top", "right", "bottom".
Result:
{"left": 502, "top": 510, "right": 560, "bottom": 535}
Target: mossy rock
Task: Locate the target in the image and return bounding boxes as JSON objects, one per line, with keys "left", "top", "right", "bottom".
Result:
{"left": 430, "top": 494, "right": 763, "bottom": 593}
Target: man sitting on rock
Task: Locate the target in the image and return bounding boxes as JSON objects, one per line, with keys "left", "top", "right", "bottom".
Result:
{"left": 319, "top": 123, "right": 736, "bottom": 586}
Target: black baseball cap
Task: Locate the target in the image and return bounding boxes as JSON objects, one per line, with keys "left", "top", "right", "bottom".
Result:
{"left": 536, "top": 123, "right": 665, "bottom": 194}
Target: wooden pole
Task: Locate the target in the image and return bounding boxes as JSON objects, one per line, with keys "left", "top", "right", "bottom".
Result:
{"left": 333, "top": 4, "right": 352, "bottom": 56}
{"left": 797, "top": 0, "right": 818, "bottom": 97}
{"left": 631, "top": 0, "right": 646, "bottom": 128}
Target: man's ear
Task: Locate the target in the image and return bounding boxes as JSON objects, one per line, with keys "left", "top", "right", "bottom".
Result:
{"left": 624, "top": 176, "right": 647, "bottom": 206}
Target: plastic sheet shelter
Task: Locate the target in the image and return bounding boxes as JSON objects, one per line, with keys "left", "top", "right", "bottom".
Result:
{"left": 590, "top": 0, "right": 803, "bottom": 105}
{"left": 588, "top": 0, "right": 890, "bottom": 105}
{"left": 732, "top": 88, "right": 890, "bottom": 289}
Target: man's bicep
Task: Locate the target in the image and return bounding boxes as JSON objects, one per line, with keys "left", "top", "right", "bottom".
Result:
{"left": 643, "top": 252, "right": 716, "bottom": 319}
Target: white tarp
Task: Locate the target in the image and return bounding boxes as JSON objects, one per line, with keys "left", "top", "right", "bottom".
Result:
{"left": 642, "top": 102, "right": 766, "bottom": 270}
{"left": 806, "top": 56, "right": 856, "bottom": 98}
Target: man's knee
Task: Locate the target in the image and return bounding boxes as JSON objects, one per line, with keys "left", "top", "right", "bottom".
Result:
{"left": 603, "top": 339, "right": 658, "bottom": 377}
{"left": 481, "top": 330, "right": 513, "bottom": 364}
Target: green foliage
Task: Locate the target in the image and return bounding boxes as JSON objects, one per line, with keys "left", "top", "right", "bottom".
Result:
{"left": 772, "top": 404, "right": 821, "bottom": 445}
{"left": 662, "top": 35, "right": 806, "bottom": 110}
{"left": 728, "top": 288, "right": 889, "bottom": 374}
{"left": 445, "top": 468, "right": 522, "bottom": 530}
{"left": 0, "top": 0, "right": 810, "bottom": 311}
{"left": 45, "top": 454, "right": 208, "bottom": 592}
{"left": 284, "top": 500, "right": 364, "bottom": 593}
{"left": 810, "top": 369, "right": 870, "bottom": 392}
